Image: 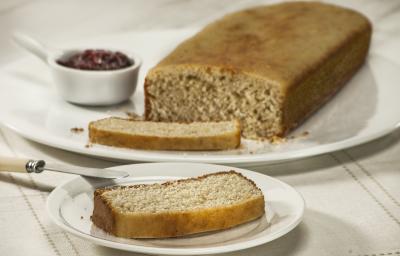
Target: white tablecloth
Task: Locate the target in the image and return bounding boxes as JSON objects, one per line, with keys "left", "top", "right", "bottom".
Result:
{"left": 0, "top": 0, "right": 399, "bottom": 255}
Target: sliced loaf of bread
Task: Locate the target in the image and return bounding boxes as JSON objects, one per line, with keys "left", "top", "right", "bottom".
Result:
{"left": 144, "top": 2, "right": 371, "bottom": 139}
{"left": 91, "top": 171, "right": 265, "bottom": 238}
{"left": 88, "top": 117, "right": 241, "bottom": 150}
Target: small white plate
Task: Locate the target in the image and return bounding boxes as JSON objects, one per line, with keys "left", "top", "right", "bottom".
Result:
{"left": 1, "top": 29, "right": 399, "bottom": 165}
{"left": 46, "top": 163, "right": 304, "bottom": 255}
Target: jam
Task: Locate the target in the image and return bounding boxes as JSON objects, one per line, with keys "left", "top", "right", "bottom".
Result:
{"left": 57, "top": 49, "right": 133, "bottom": 71}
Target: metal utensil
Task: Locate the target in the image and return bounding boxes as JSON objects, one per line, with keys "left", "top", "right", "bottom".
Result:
{"left": 0, "top": 156, "right": 129, "bottom": 179}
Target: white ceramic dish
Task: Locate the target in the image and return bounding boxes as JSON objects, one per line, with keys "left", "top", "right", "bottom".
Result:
{"left": 0, "top": 29, "right": 399, "bottom": 166}
{"left": 46, "top": 162, "right": 304, "bottom": 255}
{"left": 13, "top": 32, "right": 142, "bottom": 106}
{"left": 50, "top": 49, "right": 141, "bottom": 106}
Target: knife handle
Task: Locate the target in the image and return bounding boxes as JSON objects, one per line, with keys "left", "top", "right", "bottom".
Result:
{"left": 0, "top": 156, "right": 45, "bottom": 173}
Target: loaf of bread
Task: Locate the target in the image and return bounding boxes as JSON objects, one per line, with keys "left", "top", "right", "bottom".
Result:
{"left": 91, "top": 171, "right": 265, "bottom": 238}
{"left": 88, "top": 117, "right": 241, "bottom": 150}
{"left": 144, "top": 2, "right": 372, "bottom": 139}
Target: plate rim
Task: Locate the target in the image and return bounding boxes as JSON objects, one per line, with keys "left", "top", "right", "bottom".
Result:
{"left": 46, "top": 162, "right": 305, "bottom": 255}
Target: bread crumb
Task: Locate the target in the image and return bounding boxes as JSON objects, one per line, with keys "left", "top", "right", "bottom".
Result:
{"left": 80, "top": 216, "right": 83, "bottom": 219}
{"left": 125, "top": 112, "right": 143, "bottom": 120}
{"left": 245, "top": 131, "right": 308, "bottom": 145}
{"left": 286, "top": 131, "right": 310, "bottom": 140}
{"left": 70, "top": 127, "right": 84, "bottom": 133}
{"left": 270, "top": 136, "right": 287, "bottom": 145}
{"left": 237, "top": 143, "right": 245, "bottom": 149}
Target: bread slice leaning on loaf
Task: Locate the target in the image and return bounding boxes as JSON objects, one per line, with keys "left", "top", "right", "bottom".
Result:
{"left": 144, "top": 2, "right": 372, "bottom": 139}
{"left": 91, "top": 171, "right": 265, "bottom": 238}
{"left": 88, "top": 117, "right": 241, "bottom": 150}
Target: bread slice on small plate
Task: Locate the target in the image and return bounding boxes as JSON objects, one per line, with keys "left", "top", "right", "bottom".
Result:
{"left": 92, "top": 171, "right": 265, "bottom": 238}
{"left": 88, "top": 117, "right": 241, "bottom": 151}
{"left": 47, "top": 163, "right": 304, "bottom": 255}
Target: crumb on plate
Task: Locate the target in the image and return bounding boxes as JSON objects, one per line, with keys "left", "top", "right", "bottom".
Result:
{"left": 70, "top": 127, "right": 84, "bottom": 133}
{"left": 125, "top": 111, "right": 143, "bottom": 120}
{"left": 270, "top": 136, "right": 287, "bottom": 145}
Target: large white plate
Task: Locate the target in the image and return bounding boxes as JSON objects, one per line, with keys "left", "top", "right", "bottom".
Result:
{"left": 1, "top": 29, "right": 400, "bottom": 165}
{"left": 46, "top": 162, "right": 304, "bottom": 255}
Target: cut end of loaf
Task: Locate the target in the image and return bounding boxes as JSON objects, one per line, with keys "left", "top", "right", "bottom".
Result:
{"left": 145, "top": 66, "right": 284, "bottom": 139}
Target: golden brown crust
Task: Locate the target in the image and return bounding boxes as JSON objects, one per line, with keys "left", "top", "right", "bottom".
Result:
{"left": 280, "top": 17, "right": 372, "bottom": 136}
{"left": 91, "top": 171, "right": 265, "bottom": 238}
{"left": 144, "top": 2, "right": 372, "bottom": 138}
{"left": 143, "top": 78, "right": 152, "bottom": 120}
{"left": 112, "top": 197, "right": 264, "bottom": 238}
{"left": 91, "top": 189, "right": 117, "bottom": 234}
{"left": 88, "top": 118, "right": 241, "bottom": 151}
{"left": 150, "top": 2, "right": 371, "bottom": 89}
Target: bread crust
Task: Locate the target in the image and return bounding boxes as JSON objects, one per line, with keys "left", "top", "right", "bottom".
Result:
{"left": 280, "top": 19, "right": 372, "bottom": 136}
{"left": 88, "top": 118, "right": 241, "bottom": 150}
{"left": 91, "top": 171, "right": 265, "bottom": 238}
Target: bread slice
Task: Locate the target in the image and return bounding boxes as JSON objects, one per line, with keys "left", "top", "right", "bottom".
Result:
{"left": 88, "top": 117, "right": 241, "bottom": 150}
{"left": 91, "top": 171, "right": 265, "bottom": 238}
{"left": 144, "top": 2, "right": 372, "bottom": 139}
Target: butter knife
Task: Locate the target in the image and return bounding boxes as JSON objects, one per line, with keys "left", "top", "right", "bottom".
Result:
{"left": 0, "top": 156, "right": 129, "bottom": 179}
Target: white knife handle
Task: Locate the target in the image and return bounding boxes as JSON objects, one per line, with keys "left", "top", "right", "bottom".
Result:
{"left": 0, "top": 156, "right": 45, "bottom": 173}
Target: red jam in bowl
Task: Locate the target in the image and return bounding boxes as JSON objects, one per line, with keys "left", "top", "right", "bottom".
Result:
{"left": 57, "top": 49, "right": 133, "bottom": 71}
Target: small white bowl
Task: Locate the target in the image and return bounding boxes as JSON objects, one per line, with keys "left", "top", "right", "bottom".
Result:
{"left": 50, "top": 49, "right": 141, "bottom": 106}
{"left": 13, "top": 32, "right": 142, "bottom": 106}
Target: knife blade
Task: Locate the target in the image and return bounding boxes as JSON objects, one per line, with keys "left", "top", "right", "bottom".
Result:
{"left": 44, "top": 163, "right": 129, "bottom": 179}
